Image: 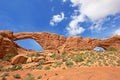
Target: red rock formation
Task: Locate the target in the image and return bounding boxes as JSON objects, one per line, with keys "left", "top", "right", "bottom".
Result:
{"left": 0, "top": 31, "right": 18, "bottom": 59}
{"left": 11, "top": 54, "right": 28, "bottom": 65}
{"left": 61, "top": 36, "right": 120, "bottom": 52}
{"left": 13, "top": 32, "right": 66, "bottom": 50}
{"left": 0, "top": 30, "right": 120, "bottom": 59}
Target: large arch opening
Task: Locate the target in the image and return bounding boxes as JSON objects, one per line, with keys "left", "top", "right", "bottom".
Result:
{"left": 15, "top": 39, "right": 44, "bottom": 52}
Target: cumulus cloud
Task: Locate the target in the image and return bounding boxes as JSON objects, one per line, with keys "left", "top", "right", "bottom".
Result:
{"left": 114, "top": 28, "right": 120, "bottom": 35}
{"left": 66, "top": 0, "right": 120, "bottom": 36}
{"left": 66, "top": 14, "right": 85, "bottom": 35}
{"left": 50, "top": 12, "right": 65, "bottom": 26}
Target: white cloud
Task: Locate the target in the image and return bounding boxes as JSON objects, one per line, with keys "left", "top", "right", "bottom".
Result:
{"left": 79, "top": 0, "right": 120, "bottom": 21}
{"left": 62, "top": 0, "right": 67, "bottom": 2}
{"left": 66, "top": 14, "right": 85, "bottom": 35}
{"left": 89, "top": 19, "right": 106, "bottom": 32}
{"left": 50, "top": 12, "right": 65, "bottom": 26}
{"left": 114, "top": 28, "right": 120, "bottom": 35}
{"left": 67, "top": 0, "right": 120, "bottom": 36}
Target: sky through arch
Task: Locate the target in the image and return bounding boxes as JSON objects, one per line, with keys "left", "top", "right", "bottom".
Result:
{"left": 15, "top": 39, "right": 43, "bottom": 52}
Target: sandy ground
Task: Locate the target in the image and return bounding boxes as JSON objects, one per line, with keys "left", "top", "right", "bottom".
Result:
{"left": 0, "top": 67, "right": 120, "bottom": 80}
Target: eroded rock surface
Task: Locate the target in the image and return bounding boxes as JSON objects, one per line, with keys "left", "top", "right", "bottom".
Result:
{"left": 0, "top": 30, "right": 120, "bottom": 59}
{"left": 11, "top": 54, "right": 28, "bottom": 65}
{"left": 0, "top": 31, "right": 18, "bottom": 59}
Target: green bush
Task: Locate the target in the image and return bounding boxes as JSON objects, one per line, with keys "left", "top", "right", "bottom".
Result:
{"left": 61, "top": 53, "right": 68, "bottom": 62}
{"left": 37, "top": 75, "right": 42, "bottom": 79}
{"left": 0, "top": 66, "right": 3, "bottom": 71}
{"left": 1, "top": 73, "right": 9, "bottom": 80}
{"left": 36, "top": 65, "right": 43, "bottom": 70}
{"left": 9, "top": 63, "right": 22, "bottom": 71}
{"left": 117, "top": 60, "right": 120, "bottom": 66}
{"left": 25, "top": 73, "right": 35, "bottom": 80}
{"left": 51, "top": 54, "right": 62, "bottom": 60}
{"left": 13, "top": 74, "right": 21, "bottom": 79}
{"left": 107, "top": 47, "right": 117, "bottom": 51}
{"left": 65, "top": 61, "right": 73, "bottom": 67}
{"left": 73, "top": 54, "right": 84, "bottom": 62}
{"left": 35, "top": 52, "right": 40, "bottom": 57}
{"left": 38, "top": 60, "right": 45, "bottom": 65}
{"left": 1, "top": 73, "right": 9, "bottom": 77}
{"left": 55, "top": 61, "right": 62, "bottom": 67}
{"left": 29, "top": 53, "right": 35, "bottom": 57}
{"left": 44, "top": 66, "right": 50, "bottom": 70}
{"left": 3, "top": 53, "right": 15, "bottom": 61}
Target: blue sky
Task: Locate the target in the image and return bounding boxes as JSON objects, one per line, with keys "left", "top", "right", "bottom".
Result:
{"left": 0, "top": 0, "right": 120, "bottom": 51}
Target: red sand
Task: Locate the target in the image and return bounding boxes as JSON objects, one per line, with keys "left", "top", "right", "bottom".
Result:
{"left": 1, "top": 67, "right": 120, "bottom": 80}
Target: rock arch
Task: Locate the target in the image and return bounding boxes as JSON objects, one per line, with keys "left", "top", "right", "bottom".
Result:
{"left": 13, "top": 32, "right": 66, "bottom": 50}
{"left": 0, "top": 30, "right": 120, "bottom": 58}
{"left": 13, "top": 32, "right": 120, "bottom": 52}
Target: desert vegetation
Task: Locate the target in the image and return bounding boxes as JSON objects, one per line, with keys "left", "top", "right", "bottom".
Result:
{"left": 0, "top": 50, "right": 120, "bottom": 80}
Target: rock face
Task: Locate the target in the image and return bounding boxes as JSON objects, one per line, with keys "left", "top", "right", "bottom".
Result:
{"left": 13, "top": 32, "right": 66, "bottom": 50}
{"left": 61, "top": 36, "right": 120, "bottom": 52}
{"left": 0, "top": 31, "right": 18, "bottom": 59}
{"left": 11, "top": 54, "right": 28, "bottom": 65}
{"left": 0, "top": 30, "right": 120, "bottom": 59}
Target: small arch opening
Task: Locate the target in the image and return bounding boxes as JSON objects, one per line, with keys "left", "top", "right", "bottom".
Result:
{"left": 15, "top": 39, "right": 44, "bottom": 52}
{"left": 93, "top": 46, "right": 105, "bottom": 52}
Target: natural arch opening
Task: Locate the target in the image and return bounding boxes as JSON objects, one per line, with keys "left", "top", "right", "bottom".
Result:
{"left": 15, "top": 39, "right": 44, "bottom": 52}
{"left": 93, "top": 46, "right": 105, "bottom": 51}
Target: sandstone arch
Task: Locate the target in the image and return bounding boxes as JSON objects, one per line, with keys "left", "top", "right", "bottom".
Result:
{"left": 0, "top": 30, "right": 120, "bottom": 58}
{"left": 13, "top": 32, "right": 66, "bottom": 51}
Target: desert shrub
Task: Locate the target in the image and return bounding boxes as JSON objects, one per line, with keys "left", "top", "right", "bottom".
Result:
{"left": 65, "top": 61, "right": 73, "bottom": 67}
{"left": 103, "top": 60, "right": 109, "bottom": 66}
{"left": 9, "top": 63, "right": 22, "bottom": 71}
{"left": 98, "top": 54, "right": 104, "bottom": 60}
{"left": 36, "top": 65, "right": 43, "bottom": 70}
{"left": 55, "top": 54, "right": 62, "bottom": 60}
{"left": 73, "top": 54, "right": 84, "bottom": 62}
{"left": 50, "top": 53, "right": 56, "bottom": 59}
{"left": 1, "top": 73, "right": 9, "bottom": 77}
{"left": 68, "top": 54, "right": 75, "bottom": 59}
{"left": 80, "top": 48, "right": 85, "bottom": 51}
{"left": 25, "top": 73, "right": 35, "bottom": 80}
{"left": 13, "top": 74, "right": 21, "bottom": 79}
{"left": 117, "top": 60, "right": 120, "bottom": 66}
{"left": 51, "top": 54, "right": 62, "bottom": 60}
{"left": 29, "top": 53, "right": 35, "bottom": 57}
{"left": 107, "top": 47, "right": 117, "bottom": 51}
{"left": 1, "top": 73, "right": 9, "bottom": 80}
{"left": 37, "top": 75, "right": 42, "bottom": 79}
{"left": 62, "top": 57, "right": 67, "bottom": 62}
{"left": 3, "top": 53, "right": 15, "bottom": 61}
{"left": 54, "top": 61, "right": 62, "bottom": 67}
{"left": 61, "top": 53, "right": 68, "bottom": 62}
{"left": 35, "top": 52, "right": 40, "bottom": 57}
{"left": 0, "top": 66, "right": 4, "bottom": 71}
{"left": 38, "top": 60, "right": 45, "bottom": 65}
{"left": 44, "top": 65, "right": 50, "bottom": 70}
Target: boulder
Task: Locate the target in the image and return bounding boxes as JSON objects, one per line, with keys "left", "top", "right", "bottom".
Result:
{"left": 26, "top": 57, "right": 32, "bottom": 63}
{"left": 11, "top": 54, "right": 28, "bottom": 65}
{"left": 33, "top": 56, "right": 45, "bottom": 62}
